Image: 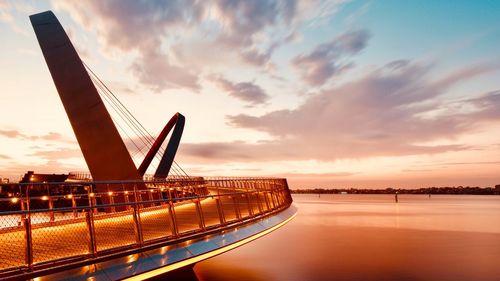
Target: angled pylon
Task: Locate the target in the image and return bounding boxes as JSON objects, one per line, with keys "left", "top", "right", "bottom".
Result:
{"left": 30, "top": 11, "right": 142, "bottom": 184}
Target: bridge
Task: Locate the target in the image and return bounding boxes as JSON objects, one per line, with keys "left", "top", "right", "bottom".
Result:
{"left": 0, "top": 177, "right": 294, "bottom": 280}
{"left": 0, "top": 10, "right": 295, "bottom": 280}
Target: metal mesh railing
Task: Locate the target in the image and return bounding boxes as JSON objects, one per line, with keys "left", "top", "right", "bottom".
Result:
{"left": 0, "top": 177, "right": 292, "bottom": 278}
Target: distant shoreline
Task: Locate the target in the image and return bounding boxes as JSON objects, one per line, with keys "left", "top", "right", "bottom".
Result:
{"left": 292, "top": 185, "right": 500, "bottom": 195}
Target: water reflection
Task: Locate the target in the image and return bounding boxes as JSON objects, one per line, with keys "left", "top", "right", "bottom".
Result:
{"left": 192, "top": 194, "right": 500, "bottom": 281}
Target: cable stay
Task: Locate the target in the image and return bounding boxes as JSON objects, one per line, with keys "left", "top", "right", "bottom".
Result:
{"left": 82, "top": 62, "right": 188, "bottom": 179}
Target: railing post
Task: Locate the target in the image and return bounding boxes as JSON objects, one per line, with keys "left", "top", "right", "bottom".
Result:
{"left": 168, "top": 201, "right": 179, "bottom": 237}
{"left": 148, "top": 189, "right": 154, "bottom": 205}
{"left": 195, "top": 199, "right": 206, "bottom": 230}
{"left": 264, "top": 191, "right": 271, "bottom": 211}
{"left": 167, "top": 188, "right": 173, "bottom": 202}
{"left": 71, "top": 195, "right": 78, "bottom": 218}
{"left": 160, "top": 188, "right": 167, "bottom": 205}
{"left": 23, "top": 216, "right": 33, "bottom": 270}
{"left": 256, "top": 192, "right": 263, "bottom": 214}
{"left": 132, "top": 205, "right": 144, "bottom": 246}
{"left": 48, "top": 196, "right": 55, "bottom": 222}
{"left": 88, "top": 186, "right": 97, "bottom": 214}
{"left": 215, "top": 196, "right": 226, "bottom": 225}
{"left": 232, "top": 195, "right": 241, "bottom": 219}
{"left": 85, "top": 210, "right": 97, "bottom": 256}
{"left": 269, "top": 192, "right": 276, "bottom": 210}
{"left": 245, "top": 193, "right": 253, "bottom": 217}
{"left": 124, "top": 191, "right": 131, "bottom": 210}
{"left": 276, "top": 192, "right": 282, "bottom": 207}
{"left": 20, "top": 196, "right": 26, "bottom": 225}
{"left": 272, "top": 191, "right": 279, "bottom": 209}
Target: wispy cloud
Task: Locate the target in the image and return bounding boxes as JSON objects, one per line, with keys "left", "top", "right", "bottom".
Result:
{"left": 212, "top": 75, "right": 270, "bottom": 106}
{"left": 30, "top": 148, "right": 83, "bottom": 161}
{"left": 130, "top": 43, "right": 201, "bottom": 92}
{"left": 0, "top": 154, "right": 11, "bottom": 160}
{"left": 291, "top": 29, "right": 370, "bottom": 86}
{"left": 0, "top": 130, "right": 74, "bottom": 143}
{"left": 0, "top": 1, "right": 34, "bottom": 35}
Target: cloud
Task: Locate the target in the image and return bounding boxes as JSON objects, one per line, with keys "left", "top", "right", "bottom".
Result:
{"left": 180, "top": 61, "right": 500, "bottom": 162}
{"left": 0, "top": 154, "right": 11, "bottom": 160}
{"left": 212, "top": 76, "right": 270, "bottom": 105}
{"left": 213, "top": 0, "right": 281, "bottom": 46}
{"left": 30, "top": 148, "right": 83, "bottom": 161}
{"left": 291, "top": 29, "right": 370, "bottom": 86}
{"left": 0, "top": 130, "right": 74, "bottom": 143}
{"left": 53, "top": 0, "right": 204, "bottom": 51}
{"left": 0, "top": 129, "right": 24, "bottom": 139}
{"left": 0, "top": 2, "right": 15, "bottom": 24}
{"left": 0, "top": 160, "right": 83, "bottom": 181}
{"left": 53, "top": 0, "right": 348, "bottom": 92}
{"left": 0, "top": 1, "right": 34, "bottom": 35}
{"left": 130, "top": 43, "right": 201, "bottom": 92}
{"left": 53, "top": 0, "right": 204, "bottom": 92}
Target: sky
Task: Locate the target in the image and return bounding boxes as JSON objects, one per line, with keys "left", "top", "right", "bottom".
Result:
{"left": 0, "top": 0, "right": 499, "bottom": 188}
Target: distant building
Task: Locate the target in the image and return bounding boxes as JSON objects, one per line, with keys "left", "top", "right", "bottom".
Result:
{"left": 20, "top": 171, "right": 68, "bottom": 183}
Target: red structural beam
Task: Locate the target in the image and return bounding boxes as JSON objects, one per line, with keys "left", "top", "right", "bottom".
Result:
{"left": 138, "top": 113, "right": 185, "bottom": 177}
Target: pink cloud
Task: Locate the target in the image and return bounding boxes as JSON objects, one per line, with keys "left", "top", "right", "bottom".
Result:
{"left": 0, "top": 130, "right": 73, "bottom": 143}
{"left": 180, "top": 61, "right": 500, "bottom": 162}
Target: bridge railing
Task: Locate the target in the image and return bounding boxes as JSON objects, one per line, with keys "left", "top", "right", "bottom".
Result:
{"left": 0, "top": 177, "right": 292, "bottom": 278}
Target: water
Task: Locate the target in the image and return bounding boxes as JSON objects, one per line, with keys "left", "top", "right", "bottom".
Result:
{"left": 192, "top": 194, "right": 500, "bottom": 281}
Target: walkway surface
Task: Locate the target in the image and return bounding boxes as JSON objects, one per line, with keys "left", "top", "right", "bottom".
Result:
{"left": 0, "top": 188, "right": 279, "bottom": 272}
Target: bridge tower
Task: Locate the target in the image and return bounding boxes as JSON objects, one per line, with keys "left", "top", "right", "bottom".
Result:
{"left": 30, "top": 11, "right": 142, "bottom": 185}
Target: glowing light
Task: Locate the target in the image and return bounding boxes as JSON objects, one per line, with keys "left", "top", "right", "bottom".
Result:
{"left": 41, "top": 196, "right": 49, "bottom": 201}
{"left": 124, "top": 191, "right": 129, "bottom": 195}
{"left": 89, "top": 193, "right": 95, "bottom": 197}
{"left": 108, "top": 192, "right": 113, "bottom": 196}
{"left": 66, "top": 194, "right": 73, "bottom": 199}
{"left": 10, "top": 197, "right": 19, "bottom": 204}
{"left": 127, "top": 254, "right": 138, "bottom": 263}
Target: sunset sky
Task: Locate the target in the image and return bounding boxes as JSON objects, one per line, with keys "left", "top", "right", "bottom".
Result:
{"left": 1, "top": 0, "right": 499, "bottom": 188}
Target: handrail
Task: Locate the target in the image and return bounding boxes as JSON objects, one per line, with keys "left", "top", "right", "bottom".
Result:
{"left": 0, "top": 177, "right": 293, "bottom": 280}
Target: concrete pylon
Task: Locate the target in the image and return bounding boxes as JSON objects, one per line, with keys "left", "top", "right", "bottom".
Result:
{"left": 30, "top": 11, "right": 142, "bottom": 186}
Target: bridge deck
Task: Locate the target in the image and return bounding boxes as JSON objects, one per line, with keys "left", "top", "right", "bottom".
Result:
{"left": 0, "top": 178, "right": 293, "bottom": 280}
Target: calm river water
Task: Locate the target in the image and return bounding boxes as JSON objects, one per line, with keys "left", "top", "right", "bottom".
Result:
{"left": 193, "top": 194, "right": 500, "bottom": 281}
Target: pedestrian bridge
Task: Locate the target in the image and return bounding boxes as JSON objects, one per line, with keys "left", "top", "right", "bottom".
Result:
{"left": 0, "top": 177, "right": 295, "bottom": 280}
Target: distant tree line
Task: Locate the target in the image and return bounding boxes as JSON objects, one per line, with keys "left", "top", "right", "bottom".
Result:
{"left": 291, "top": 185, "right": 500, "bottom": 195}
